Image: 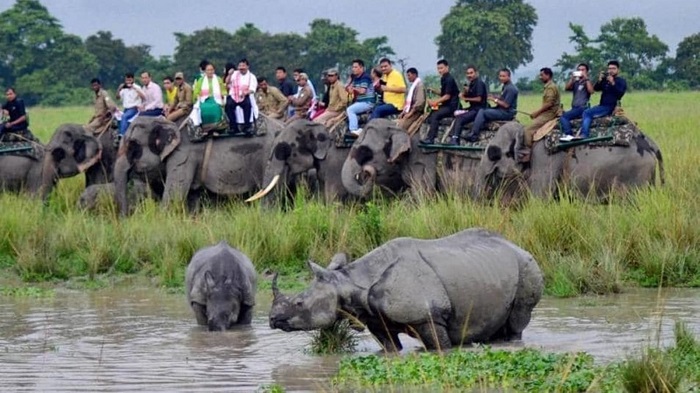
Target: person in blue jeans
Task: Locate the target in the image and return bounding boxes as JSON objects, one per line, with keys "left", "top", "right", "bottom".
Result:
{"left": 465, "top": 68, "right": 518, "bottom": 142}
{"left": 559, "top": 63, "right": 594, "bottom": 141}
{"left": 578, "top": 60, "right": 627, "bottom": 139}
{"left": 117, "top": 73, "right": 144, "bottom": 136}
{"left": 345, "top": 59, "right": 375, "bottom": 136}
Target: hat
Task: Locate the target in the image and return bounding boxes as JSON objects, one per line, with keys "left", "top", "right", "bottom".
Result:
{"left": 326, "top": 68, "right": 339, "bottom": 76}
{"left": 174, "top": 72, "right": 184, "bottom": 79}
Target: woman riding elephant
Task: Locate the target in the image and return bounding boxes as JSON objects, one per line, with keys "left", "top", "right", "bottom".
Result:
{"left": 114, "top": 115, "right": 284, "bottom": 215}
{"left": 191, "top": 63, "right": 226, "bottom": 128}
{"left": 474, "top": 121, "right": 664, "bottom": 201}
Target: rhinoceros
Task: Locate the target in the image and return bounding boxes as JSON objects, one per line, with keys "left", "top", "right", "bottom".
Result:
{"left": 185, "top": 241, "right": 257, "bottom": 331}
{"left": 269, "top": 228, "right": 543, "bottom": 350}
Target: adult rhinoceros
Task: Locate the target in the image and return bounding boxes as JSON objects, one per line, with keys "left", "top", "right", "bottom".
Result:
{"left": 269, "top": 228, "right": 544, "bottom": 351}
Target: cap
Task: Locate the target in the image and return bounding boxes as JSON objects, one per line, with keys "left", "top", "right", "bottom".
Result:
{"left": 174, "top": 72, "right": 184, "bottom": 79}
{"left": 326, "top": 68, "right": 339, "bottom": 76}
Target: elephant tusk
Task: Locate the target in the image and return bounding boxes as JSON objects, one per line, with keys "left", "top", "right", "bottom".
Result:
{"left": 245, "top": 174, "right": 280, "bottom": 202}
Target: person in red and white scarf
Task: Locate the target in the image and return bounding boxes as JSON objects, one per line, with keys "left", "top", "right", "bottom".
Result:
{"left": 225, "top": 58, "right": 258, "bottom": 136}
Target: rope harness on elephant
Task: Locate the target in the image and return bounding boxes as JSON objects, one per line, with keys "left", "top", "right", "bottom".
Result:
{"left": 199, "top": 137, "right": 214, "bottom": 185}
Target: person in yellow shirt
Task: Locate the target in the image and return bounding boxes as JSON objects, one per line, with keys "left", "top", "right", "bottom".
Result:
{"left": 162, "top": 76, "right": 178, "bottom": 116}
{"left": 370, "top": 57, "right": 406, "bottom": 120}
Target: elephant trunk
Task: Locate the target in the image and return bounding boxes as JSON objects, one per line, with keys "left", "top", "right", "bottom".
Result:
{"left": 341, "top": 157, "right": 376, "bottom": 197}
{"left": 38, "top": 151, "right": 58, "bottom": 200}
{"left": 114, "top": 154, "right": 132, "bottom": 216}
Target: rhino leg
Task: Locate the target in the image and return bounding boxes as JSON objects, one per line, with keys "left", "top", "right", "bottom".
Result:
{"left": 505, "top": 251, "right": 544, "bottom": 336}
{"left": 413, "top": 322, "right": 452, "bottom": 351}
{"left": 366, "top": 320, "right": 403, "bottom": 352}
{"left": 191, "top": 302, "right": 207, "bottom": 326}
{"left": 237, "top": 304, "right": 253, "bottom": 325}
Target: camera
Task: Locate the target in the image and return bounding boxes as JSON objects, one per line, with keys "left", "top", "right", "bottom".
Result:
{"left": 379, "top": 80, "right": 387, "bottom": 86}
{"left": 601, "top": 71, "right": 609, "bottom": 79}
{"left": 572, "top": 71, "right": 583, "bottom": 79}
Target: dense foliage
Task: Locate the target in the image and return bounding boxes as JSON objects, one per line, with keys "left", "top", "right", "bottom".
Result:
{"left": 0, "top": 0, "right": 697, "bottom": 106}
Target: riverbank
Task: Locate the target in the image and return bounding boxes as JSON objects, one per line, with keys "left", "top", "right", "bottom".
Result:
{"left": 0, "top": 92, "right": 698, "bottom": 296}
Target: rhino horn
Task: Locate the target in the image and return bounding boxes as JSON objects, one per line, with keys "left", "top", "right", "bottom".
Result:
{"left": 271, "top": 272, "right": 280, "bottom": 299}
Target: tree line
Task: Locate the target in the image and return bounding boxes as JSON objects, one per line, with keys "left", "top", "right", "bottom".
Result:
{"left": 0, "top": 0, "right": 698, "bottom": 106}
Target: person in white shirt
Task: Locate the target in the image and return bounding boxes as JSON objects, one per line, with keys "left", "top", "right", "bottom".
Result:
{"left": 225, "top": 58, "right": 258, "bottom": 135}
{"left": 117, "top": 72, "right": 143, "bottom": 135}
{"left": 138, "top": 71, "right": 164, "bottom": 117}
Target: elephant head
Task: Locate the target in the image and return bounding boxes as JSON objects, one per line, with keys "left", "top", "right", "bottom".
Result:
{"left": 246, "top": 119, "right": 331, "bottom": 202}
{"left": 114, "top": 117, "right": 180, "bottom": 215}
{"left": 40, "top": 124, "right": 103, "bottom": 199}
{"left": 341, "top": 119, "right": 411, "bottom": 198}
{"left": 474, "top": 121, "right": 525, "bottom": 199}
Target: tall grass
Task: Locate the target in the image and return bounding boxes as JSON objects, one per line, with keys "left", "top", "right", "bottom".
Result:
{"left": 1, "top": 92, "right": 698, "bottom": 295}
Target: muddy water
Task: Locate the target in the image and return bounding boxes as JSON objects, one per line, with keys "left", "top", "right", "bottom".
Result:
{"left": 1, "top": 287, "right": 698, "bottom": 392}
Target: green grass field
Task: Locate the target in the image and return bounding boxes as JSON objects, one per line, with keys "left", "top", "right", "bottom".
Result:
{"left": 1, "top": 92, "right": 698, "bottom": 296}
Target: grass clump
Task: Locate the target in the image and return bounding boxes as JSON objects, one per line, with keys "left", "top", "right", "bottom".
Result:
{"left": 309, "top": 320, "right": 358, "bottom": 355}
{"left": 334, "top": 346, "right": 617, "bottom": 392}
{"left": 333, "top": 320, "right": 700, "bottom": 392}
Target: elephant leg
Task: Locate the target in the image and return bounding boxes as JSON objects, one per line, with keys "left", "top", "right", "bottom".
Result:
{"left": 237, "top": 304, "right": 253, "bottom": 325}
{"left": 162, "top": 159, "right": 196, "bottom": 208}
{"left": 413, "top": 322, "right": 452, "bottom": 351}
{"left": 191, "top": 302, "right": 207, "bottom": 326}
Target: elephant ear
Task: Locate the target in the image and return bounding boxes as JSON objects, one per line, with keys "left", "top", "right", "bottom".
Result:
{"left": 74, "top": 135, "right": 103, "bottom": 173}
{"left": 148, "top": 120, "right": 181, "bottom": 160}
{"left": 310, "top": 123, "right": 332, "bottom": 160}
{"left": 388, "top": 127, "right": 411, "bottom": 163}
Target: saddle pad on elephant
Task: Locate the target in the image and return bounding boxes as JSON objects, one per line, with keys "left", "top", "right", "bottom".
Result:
{"left": 186, "top": 116, "right": 268, "bottom": 143}
{"left": 0, "top": 141, "right": 42, "bottom": 160}
{"left": 543, "top": 116, "right": 635, "bottom": 154}
{"left": 417, "top": 120, "right": 510, "bottom": 159}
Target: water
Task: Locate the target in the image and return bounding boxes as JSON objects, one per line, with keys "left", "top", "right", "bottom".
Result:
{"left": 1, "top": 287, "right": 698, "bottom": 392}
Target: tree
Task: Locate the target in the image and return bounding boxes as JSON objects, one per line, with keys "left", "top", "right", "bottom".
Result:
{"left": 85, "top": 31, "right": 161, "bottom": 88}
{"left": 173, "top": 28, "right": 237, "bottom": 78}
{"left": 675, "top": 33, "right": 700, "bottom": 88}
{"left": 556, "top": 18, "right": 669, "bottom": 89}
{"left": 0, "top": 0, "right": 97, "bottom": 105}
{"left": 435, "top": 0, "right": 537, "bottom": 84}
{"left": 303, "top": 19, "right": 393, "bottom": 80}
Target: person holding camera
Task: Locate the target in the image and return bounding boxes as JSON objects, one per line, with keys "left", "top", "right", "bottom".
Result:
{"left": 117, "top": 73, "right": 144, "bottom": 136}
{"left": 370, "top": 58, "right": 406, "bottom": 120}
{"left": 578, "top": 60, "right": 627, "bottom": 139}
{"left": 559, "top": 63, "right": 594, "bottom": 141}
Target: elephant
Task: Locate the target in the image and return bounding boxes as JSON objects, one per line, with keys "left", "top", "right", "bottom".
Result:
{"left": 475, "top": 121, "right": 665, "bottom": 201}
{"left": 269, "top": 228, "right": 544, "bottom": 351}
{"left": 78, "top": 180, "right": 149, "bottom": 214}
{"left": 114, "top": 115, "right": 284, "bottom": 215}
{"left": 245, "top": 119, "right": 352, "bottom": 204}
{"left": 0, "top": 124, "right": 104, "bottom": 198}
{"left": 341, "top": 119, "right": 436, "bottom": 198}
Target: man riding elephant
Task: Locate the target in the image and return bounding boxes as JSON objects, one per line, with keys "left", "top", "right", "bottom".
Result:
{"left": 0, "top": 87, "right": 29, "bottom": 140}
{"left": 85, "top": 78, "right": 117, "bottom": 134}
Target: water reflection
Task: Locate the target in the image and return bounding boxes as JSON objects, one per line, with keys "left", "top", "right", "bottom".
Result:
{"left": 0, "top": 287, "right": 697, "bottom": 392}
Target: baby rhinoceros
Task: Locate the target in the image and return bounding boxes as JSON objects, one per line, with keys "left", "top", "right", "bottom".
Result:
{"left": 185, "top": 241, "right": 257, "bottom": 331}
{"left": 269, "top": 228, "right": 544, "bottom": 351}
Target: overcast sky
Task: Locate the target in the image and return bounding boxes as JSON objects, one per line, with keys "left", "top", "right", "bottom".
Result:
{"left": 2, "top": 0, "right": 698, "bottom": 77}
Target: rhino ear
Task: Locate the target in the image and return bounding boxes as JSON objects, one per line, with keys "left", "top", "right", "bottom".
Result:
{"left": 327, "top": 253, "right": 348, "bottom": 270}
{"left": 223, "top": 276, "right": 232, "bottom": 285}
{"left": 307, "top": 260, "right": 329, "bottom": 280}
{"left": 204, "top": 270, "right": 216, "bottom": 290}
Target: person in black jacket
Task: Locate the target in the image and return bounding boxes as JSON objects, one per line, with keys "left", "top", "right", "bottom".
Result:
{"left": 420, "top": 59, "right": 459, "bottom": 145}
{"left": 579, "top": 60, "right": 627, "bottom": 139}
{"left": 448, "top": 65, "right": 488, "bottom": 145}
{"left": 0, "top": 87, "right": 29, "bottom": 139}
